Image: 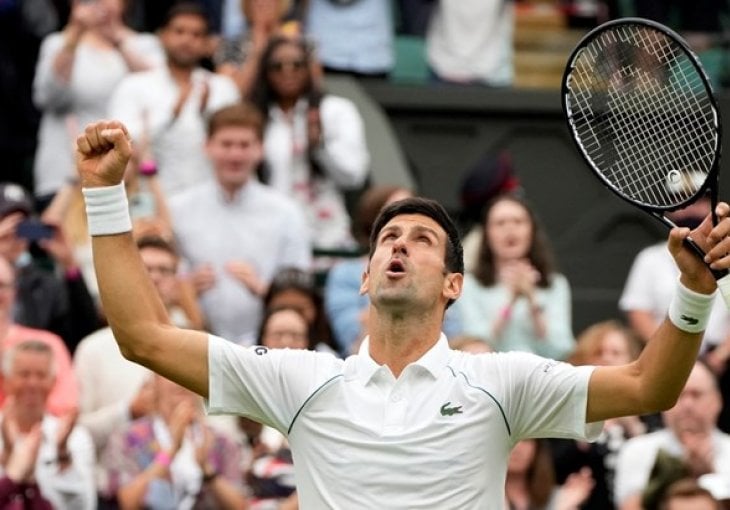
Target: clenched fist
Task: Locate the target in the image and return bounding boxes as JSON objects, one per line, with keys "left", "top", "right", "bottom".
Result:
{"left": 76, "top": 120, "right": 133, "bottom": 188}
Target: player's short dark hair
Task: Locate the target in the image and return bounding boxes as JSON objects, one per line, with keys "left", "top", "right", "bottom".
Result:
{"left": 207, "top": 103, "right": 264, "bottom": 141}
{"left": 369, "top": 197, "right": 464, "bottom": 307}
{"left": 161, "top": 2, "right": 210, "bottom": 33}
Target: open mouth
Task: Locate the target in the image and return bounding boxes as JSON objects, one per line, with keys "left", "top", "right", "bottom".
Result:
{"left": 386, "top": 259, "right": 406, "bottom": 275}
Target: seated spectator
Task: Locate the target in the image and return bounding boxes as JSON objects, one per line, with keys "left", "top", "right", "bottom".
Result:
{"left": 101, "top": 374, "right": 246, "bottom": 509}
{"left": 0, "top": 182, "right": 101, "bottom": 353}
{"left": 169, "top": 103, "right": 311, "bottom": 345}
{"left": 258, "top": 306, "right": 310, "bottom": 351}
{"left": 551, "top": 321, "right": 657, "bottom": 510}
{"left": 0, "top": 340, "right": 95, "bottom": 508}
{"left": 264, "top": 267, "right": 337, "bottom": 354}
{"left": 459, "top": 194, "right": 574, "bottom": 359}
{"left": 505, "top": 439, "right": 594, "bottom": 510}
{"left": 250, "top": 35, "right": 370, "bottom": 250}
{"left": 614, "top": 362, "right": 730, "bottom": 509}
{"left": 108, "top": 2, "right": 240, "bottom": 198}
{"left": 33, "top": 0, "right": 164, "bottom": 206}
{"left": 303, "top": 0, "right": 393, "bottom": 78}
{"left": 0, "top": 257, "right": 78, "bottom": 416}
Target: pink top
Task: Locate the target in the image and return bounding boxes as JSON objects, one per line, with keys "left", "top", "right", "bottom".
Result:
{"left": 1, "top": 325, "right": 79, "bottom": 415}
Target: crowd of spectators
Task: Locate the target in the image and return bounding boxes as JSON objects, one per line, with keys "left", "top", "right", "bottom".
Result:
{"left": 2, "top": 0, "right": 730, "bottom": 508}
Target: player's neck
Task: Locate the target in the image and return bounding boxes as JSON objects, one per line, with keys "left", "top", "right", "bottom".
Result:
{"left": 367, "top": 312, "right": 442, "bottom": 377}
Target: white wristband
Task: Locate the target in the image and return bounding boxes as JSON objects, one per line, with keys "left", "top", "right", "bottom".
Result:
{"left": 668, "top": 279, "right": 716, "bottom": 333}
{"left": 82, "top": 183, "right": 132, "bottom": 236}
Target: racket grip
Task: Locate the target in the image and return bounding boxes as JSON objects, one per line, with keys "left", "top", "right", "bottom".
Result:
{"left": 717, "top": 273, "right": 730, "bottom": 309}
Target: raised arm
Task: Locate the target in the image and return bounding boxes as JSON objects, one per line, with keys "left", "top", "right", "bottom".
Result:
{"left": 587, "top": 203, "right": 730, "bottom": 422}
{"left": 75, "top": 120, "right": 209, "bottom": 397}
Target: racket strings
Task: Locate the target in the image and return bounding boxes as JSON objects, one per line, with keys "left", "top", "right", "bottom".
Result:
{"left": 566, "top": 23, "right": 718, "bottom": 208}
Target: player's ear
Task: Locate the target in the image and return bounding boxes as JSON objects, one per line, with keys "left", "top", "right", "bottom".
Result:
{"left": 443, "top": 272, "right": 463, "bottom": 302}
{"left": 359, "top": 265, "right": 370, "bottom": 296}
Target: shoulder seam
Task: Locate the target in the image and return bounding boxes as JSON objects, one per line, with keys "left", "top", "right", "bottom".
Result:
{"left": 448, "top": 366, "right": 511, "bottom": 436}
{"left": 287, "top": 374, "right": 344, "bottom": 435}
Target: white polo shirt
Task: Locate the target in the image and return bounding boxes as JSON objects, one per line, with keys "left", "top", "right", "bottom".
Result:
{"left": 207, "top": 334, "right": 601, "bottom": 509}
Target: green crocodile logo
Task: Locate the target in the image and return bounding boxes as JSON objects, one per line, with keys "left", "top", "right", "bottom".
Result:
{"left": 440, "top": 402, "right": 463, "bottom": 416}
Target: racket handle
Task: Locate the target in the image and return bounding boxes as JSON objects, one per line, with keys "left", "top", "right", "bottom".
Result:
{"left": 717, "top": 273, "right": 730, "bottom": 310}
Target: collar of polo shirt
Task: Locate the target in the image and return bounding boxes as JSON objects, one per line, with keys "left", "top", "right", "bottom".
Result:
{"left": 344, "top": 334, "right": 451, "bottom": 384}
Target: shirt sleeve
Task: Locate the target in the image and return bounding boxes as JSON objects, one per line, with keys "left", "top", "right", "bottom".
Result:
{"left": 495, "top": 352, "right": 603, "bottom": 442}
{"left": 310, "top": 96, "right": 370, "bottom": 189}
{"left": 206, "top": 335, "right": 342, "bottom": 433}
{"left": 33, "top": 33, "right": 72, "bottom": 109}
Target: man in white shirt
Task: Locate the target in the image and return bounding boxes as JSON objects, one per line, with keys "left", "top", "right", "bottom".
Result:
{"left": 75, "top": 118, "right": 730, "bottom": 507}
{"left": 169, "top": 104, "right": 311, "bottom": 344}
{"left": 0, "top": 340, "right": 95, "bottom": 509}
{"left": 614, "top": 361, "right": 730, "bottom": 509}
{"left": 108, "top": 2, "right": 240, "bottom": 198}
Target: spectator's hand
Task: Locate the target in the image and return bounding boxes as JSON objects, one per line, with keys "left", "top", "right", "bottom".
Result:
{"left": 225, "top": 260, "right": 267, "bottom": 296}
{"left": 4, "top": 423, "right": 42, "bottom": 483}
{"left": 129, "top": 378, "right": 154, "bottom": 420}
{"left": 76, "top": 121, "right": 132, "bottom": 188}
{"left": 0, "top": 406, "right": 19, "bottom": 468}
{"left": 669, "top": 201, "right": 730, "bottom": 294}
{"left": 37, "top": 222, "right": 75, "bottom": 271}
{"left": 190, "top": 264, "right": 216, "bottom": 294}
{"left": 168, "top": 400, "right": 196, "bottom": 456}
{"left": 193, "top": 420, "right": 214, "bottom": 469}
{"left": 68, "top": 0, "right": 100, "bottom": 32}
{"left": 0, "top": 212, "right": 25, "bottom": 260}
{"left": 248, "top": 0, "right": 280, "bottom": 33}
{"left": 500, "top": 259, "right": 539, "bottom": 299}
{"left": 55, "top": 408, "right": 79, "bottom": 469}
{"left": 553, "top": 467, "right": 594, "bottom": 510}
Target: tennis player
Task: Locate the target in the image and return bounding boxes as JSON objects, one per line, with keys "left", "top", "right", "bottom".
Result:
{"left": 76, "top": 119, "right": 730, "bottom": 508}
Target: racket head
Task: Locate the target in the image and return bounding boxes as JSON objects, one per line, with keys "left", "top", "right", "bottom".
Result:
{"left": 562, "top": 17, "right": 721, "bottom": 212}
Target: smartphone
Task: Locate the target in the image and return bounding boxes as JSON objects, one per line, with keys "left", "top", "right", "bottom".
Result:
{"left": 16, "top": 219, "right": 55, "bottom": 241}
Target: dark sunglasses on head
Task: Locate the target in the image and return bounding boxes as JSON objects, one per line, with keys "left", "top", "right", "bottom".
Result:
{"left": 267, "top": 59, "right": 307, "bottom": 72}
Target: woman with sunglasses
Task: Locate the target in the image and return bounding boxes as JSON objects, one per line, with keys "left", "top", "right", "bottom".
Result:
{"left": 249, "top": 35, "right": 370, "bottom": 251}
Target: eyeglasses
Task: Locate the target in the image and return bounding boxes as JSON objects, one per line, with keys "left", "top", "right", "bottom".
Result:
{"left": 267, "top": 59, "right": 307, "bottom": 73}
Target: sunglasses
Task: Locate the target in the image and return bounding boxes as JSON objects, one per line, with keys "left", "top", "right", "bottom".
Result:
{"left": 267, "top": 59, "right": 307, "bottom": 73}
